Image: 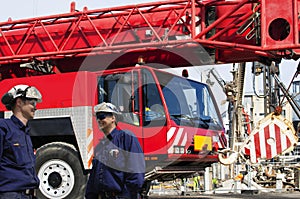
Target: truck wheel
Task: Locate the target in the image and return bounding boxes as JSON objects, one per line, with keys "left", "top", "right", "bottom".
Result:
{"left": 35, "top": 142, "right": 87, "bottom": 199}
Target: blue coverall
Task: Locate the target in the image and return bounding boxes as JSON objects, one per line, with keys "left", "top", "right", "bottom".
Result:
{"left": 0, "top": 115, "right": 39, "bottom": 196}
{"left": 85, "top": 127, "right": 145, "bottom": 199}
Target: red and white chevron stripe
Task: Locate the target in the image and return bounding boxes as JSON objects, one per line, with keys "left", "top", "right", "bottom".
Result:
{"left": 167, "top": 127, "right": 224, "bottom": 154}
{"left": 167, "top": 127, "right": 187, "bottom": 154}
{"left": 242, "top": 114, "right": 297, "bottom": 164}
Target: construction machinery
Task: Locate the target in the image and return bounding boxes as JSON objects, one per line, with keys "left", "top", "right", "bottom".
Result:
{"left": 0, "top": 0, "right": 300, "bottom": 198}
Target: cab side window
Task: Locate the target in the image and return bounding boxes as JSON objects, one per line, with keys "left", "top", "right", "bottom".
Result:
{"left": 98, "top": 71, "right": 140, "bottom": 126}
{"left": 142, "top": 69, "right": 166, "bottom": 126}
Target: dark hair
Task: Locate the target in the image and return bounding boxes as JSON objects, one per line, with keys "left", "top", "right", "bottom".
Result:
{"left": 1, "top": 86, "right": 31, "bottom": 110}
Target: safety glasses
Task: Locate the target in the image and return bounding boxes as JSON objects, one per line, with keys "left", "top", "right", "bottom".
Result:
{"left": 25, "top": 98, "right": 37, "bottom": 108}
{"left": 96, "top": 112, "right": 113, "bottom": 120}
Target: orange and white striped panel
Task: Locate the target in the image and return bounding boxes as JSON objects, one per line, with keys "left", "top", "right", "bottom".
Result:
{"left": 86, "top": 128, "right": 94, "bottom": 169}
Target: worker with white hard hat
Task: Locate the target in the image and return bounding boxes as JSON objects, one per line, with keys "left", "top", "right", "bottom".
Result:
{"left": 1, "top": 84, "right": 42, "bottom": 111}
{"left": 86, "top": 102, "right": 145, "bottom": 199}
{"left": 0, "top": 84, "right": 42, "bottom": 199}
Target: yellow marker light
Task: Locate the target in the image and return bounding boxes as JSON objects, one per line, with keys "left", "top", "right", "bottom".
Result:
{"left": 194, "top": 135, "right": 212, "bottom": 151}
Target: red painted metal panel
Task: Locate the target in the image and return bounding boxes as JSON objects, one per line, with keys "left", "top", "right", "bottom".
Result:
{"left": 0, "top": 0, "right": 299, "bottom": 69}
{"left": 214, "top": 2, "right": 261, "bottom": 63}
{"left": 261, "top": 0, "right": 298, "bottom": 48}
{"left": 142, "top": 126, "right": 168, "bottom": 154}
{"left": 0, "top": 71, "right": 97, "bottom": 111}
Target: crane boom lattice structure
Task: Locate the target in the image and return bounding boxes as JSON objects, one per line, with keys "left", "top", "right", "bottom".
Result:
{"left": 0, "top": 1, "right": 300, "bottom": 198}
{"left": 0, "top": 0, "right": 300, "bottom": 74}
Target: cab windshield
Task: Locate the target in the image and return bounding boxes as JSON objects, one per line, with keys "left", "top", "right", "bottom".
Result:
{"left": 97, "top": 67, "right": 223, "bottom": 130}
{"left": 155, "top": 70, "right": 223, "bottom": 130}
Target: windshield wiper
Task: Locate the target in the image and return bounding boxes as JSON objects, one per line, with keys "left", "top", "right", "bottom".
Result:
{"left": 170, "top": 114, "right": 195, "bottom": 125}
{"left": 193, "top": 116, "right": 223, "bottom": 129}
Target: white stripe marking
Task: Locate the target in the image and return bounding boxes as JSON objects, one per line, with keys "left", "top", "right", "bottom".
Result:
{"left": 167, "top": 127, "right": 176, "bottom": 142}
{"left": 249, "top": 137, "right": 256, "bottom": 163}
{"left": 181, "top": 132, "right": 187, "bottom": 146}
{"left": 173, "top": 128, "right": 184, "bottom": 146}
{"left": 269, "top": 124, "right": 277, "bottom": 157}
{"left": 168, "top": 128, "right": 184, "bottom": 154}
{"left": 281, "top": 132, "right": 287, "bottom": 151}
{"left": 259, "top": 128, "right": 266, "bottom": 159}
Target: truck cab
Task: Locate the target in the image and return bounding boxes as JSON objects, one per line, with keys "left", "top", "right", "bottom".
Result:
{"left": 0, "top": 65, "right": 226, "bottom": 199}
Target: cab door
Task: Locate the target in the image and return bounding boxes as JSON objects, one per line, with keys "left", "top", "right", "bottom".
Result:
{"left": 140, "top": 68, "right": 168, "bottom": 158}
{"left": 97, "top": 70, "right": 143, "bottom": 148}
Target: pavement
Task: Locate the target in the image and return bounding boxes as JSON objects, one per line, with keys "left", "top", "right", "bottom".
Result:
{"left": 148, "top": 176, "right": 300, "bottom": 198}
{"left": 148, "top": 192, "right": 300, "bottom": 198}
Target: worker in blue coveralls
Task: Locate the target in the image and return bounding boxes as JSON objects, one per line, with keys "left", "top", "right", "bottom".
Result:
{"left": 0, "top": 85, "right": 42, "bottom": 199}
{"left": 85, "top": 102, "right": 145, "bottom": 199}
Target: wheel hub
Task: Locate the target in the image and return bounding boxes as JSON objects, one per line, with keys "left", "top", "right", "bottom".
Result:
{"left": 48, "top": 171, "right": 62, "bottom": 188}
{"left": 38, "top": 159, "right": 75, "bottom": 198}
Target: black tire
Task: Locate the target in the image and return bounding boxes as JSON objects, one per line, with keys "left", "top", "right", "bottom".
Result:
{"left": 35, "top": 142, "right": 87, "bottom": 199}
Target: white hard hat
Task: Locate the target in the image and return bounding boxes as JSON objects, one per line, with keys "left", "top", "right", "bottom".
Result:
{"left": 94, "top": 102, "right": 120, "bottom": 114}
{"left": 1, "top": 84, "right": 42, "bottom": 110}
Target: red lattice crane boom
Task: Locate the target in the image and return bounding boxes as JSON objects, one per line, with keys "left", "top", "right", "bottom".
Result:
{"left": 0, "top": 1, "right": 299, "bottom": 198}
{"left": 0, "top": 0, "right": 299, "bottom": 77}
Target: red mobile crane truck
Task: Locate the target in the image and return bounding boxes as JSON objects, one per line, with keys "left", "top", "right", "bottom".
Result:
{"left": 0, "top": 0, "right": 299, "bottom": 198}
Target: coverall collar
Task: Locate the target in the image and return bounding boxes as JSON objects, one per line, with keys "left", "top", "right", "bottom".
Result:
{"left": 11, "top": 115, "right": 29, "bottom": 131}
{"left": 105, "top": 126, "right": 121, "bottom": 141}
